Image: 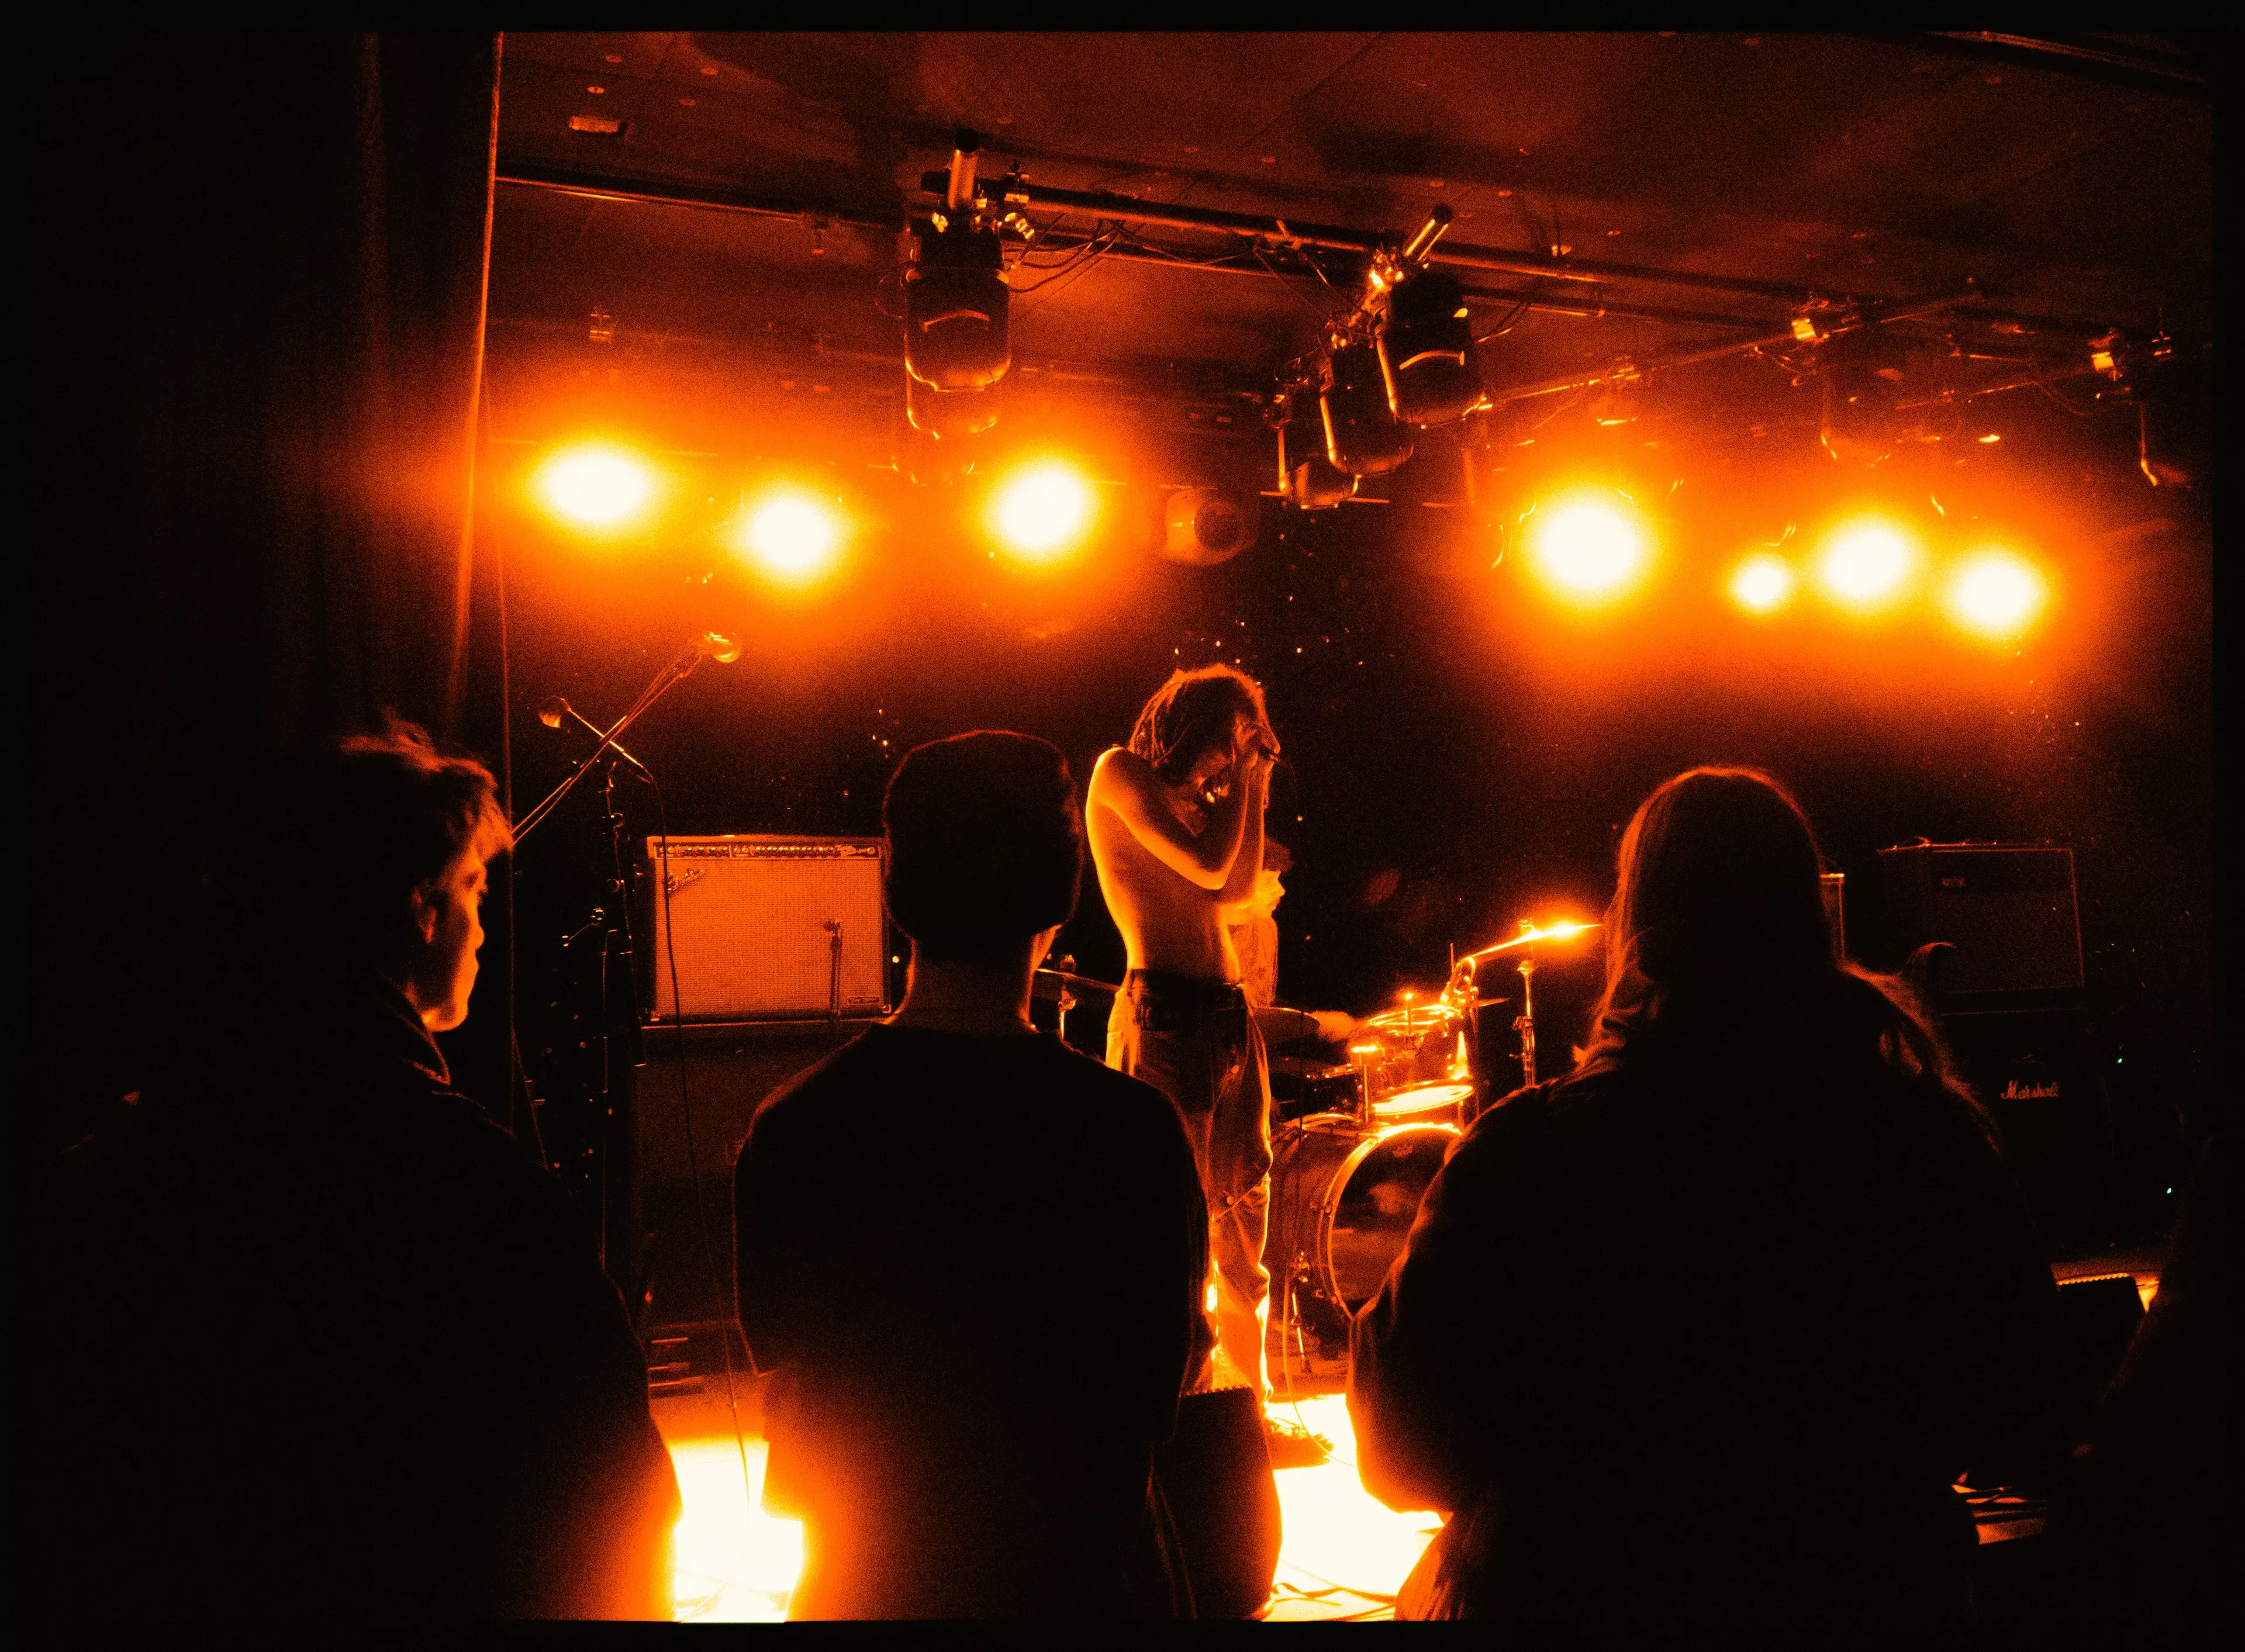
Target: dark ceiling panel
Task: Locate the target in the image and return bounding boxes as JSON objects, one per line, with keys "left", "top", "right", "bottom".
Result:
{"left": 491, "top": 30, "right": 2210, "bottom": 394}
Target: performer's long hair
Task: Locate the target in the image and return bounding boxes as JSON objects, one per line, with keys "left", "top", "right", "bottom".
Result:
{"left": 1127, "top": 665, "right": 1267, "bottom": 783}
{"left": 1576, "top": 767, "right": 1988, "bottom": 1135}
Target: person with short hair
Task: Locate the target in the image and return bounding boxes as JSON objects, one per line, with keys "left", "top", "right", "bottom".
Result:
{"left": 1350, "top": 766, "right": 2059, "bottom": 1620}
{"left": 733, "top": 731, "right": 1211, "bottom": 1619}
{"left": 44, "top": 719, "right": 681, "bottom": 1623}
{"left": 1087, "top": 667, "right": 1282, "bottom": 1406}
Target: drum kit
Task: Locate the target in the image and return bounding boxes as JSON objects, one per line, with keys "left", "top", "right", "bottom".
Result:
{"left": 1035, "top": 917, "right": 1598, "bottom": 1363}
{"left": 1265, "top": 917, "right": 1598, "bottom": 1356}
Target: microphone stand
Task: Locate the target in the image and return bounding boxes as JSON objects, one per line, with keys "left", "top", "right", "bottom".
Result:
{"left": 516, "top": 638, "right": 726, "bottom": 845}
{"left": 520, "top": 635, "right": 734, "bottom": 1333}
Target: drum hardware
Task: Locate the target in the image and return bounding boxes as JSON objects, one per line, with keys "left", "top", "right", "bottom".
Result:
{"left": 1031, "top": 959, "right": 1117, "bottom": 1042}
{"left": 1446, "top": 920, "right": 1600, "bottom": 1090}
{"left": 1348, "top": 994, "right": 1491, "bottom": 1129}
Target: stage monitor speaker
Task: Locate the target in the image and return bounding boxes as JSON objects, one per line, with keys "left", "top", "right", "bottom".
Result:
{"left": 1155, "top": 1386, "right": 1283, "bottom": 1620}
{"left": 1877, "top": 843, "right": 2082, "bottom": 996}
{"left": 641, "top": 835, "right": 891, "bottom": 1022}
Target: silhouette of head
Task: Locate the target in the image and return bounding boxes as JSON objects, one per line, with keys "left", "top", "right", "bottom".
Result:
{"left": 883, "top": 731, "right": 1082, "bottom": 964}
{"left": 213, "top": 716, "right": 509, "bottom": 1019}
{"left": 1610, "top": 766, "right": 1832, "bottom": 993}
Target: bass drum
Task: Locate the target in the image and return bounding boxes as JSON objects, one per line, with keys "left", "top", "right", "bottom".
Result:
{"left": 1265, "top": 1115, "right": 1457, "bottom": 1347}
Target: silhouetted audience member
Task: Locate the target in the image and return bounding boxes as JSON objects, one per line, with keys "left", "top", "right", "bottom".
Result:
{"left": 1351, "top": 766, "right": 2059, "bottom": 1620}
{"left": 734, "top": 731, "right": 1213, "bottom": 1619}
{"left": 2045, "top": 1129, "right": 2225, "bottom": 1637}
{"left": 42, "top": 721, "right": 679, "bottom": 1623}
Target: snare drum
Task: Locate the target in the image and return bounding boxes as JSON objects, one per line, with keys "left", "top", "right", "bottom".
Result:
{"left": 1351, "top": 1003, "right": 1474, "bottom": 1123}
{"left": 1265, "top": 1114, "right": 1458, "bottom": 1345}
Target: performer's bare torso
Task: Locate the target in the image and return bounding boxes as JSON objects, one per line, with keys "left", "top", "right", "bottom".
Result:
{"left": 1087, "top": 721, "right": 1271, "bottom": 982}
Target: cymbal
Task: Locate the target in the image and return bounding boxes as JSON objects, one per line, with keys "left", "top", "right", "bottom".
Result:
{"left": 1033, "top": 966, "right": 1121, "bottom": 994}
{"left": 1461, "top": 920, "right": 1601, "bottom": 961}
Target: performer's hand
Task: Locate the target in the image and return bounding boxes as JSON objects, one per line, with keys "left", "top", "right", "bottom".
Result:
{"left": 1312, "top": 1010, "right": 1358, "bottom": 1044}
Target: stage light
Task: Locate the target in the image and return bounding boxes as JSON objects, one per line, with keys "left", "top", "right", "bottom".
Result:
{"left": 988, "top": 459, "right": 1097, "bottom": 563}
{"left": 905, "top": 220, "right": 1010, "bottom": 393}
{"left": 905, "top": 370, "right": 1001, "bottom": 442}
{"left": 1729, "top": 553, "right": 1795, "bottom": 614}
{"left": 1322, "top": 340, "right": 1414, "bottom": 478}
{"left": 1524, "top": 492, "right": 1650, "bottom": 606}
{"left": 537, "top": 443, "right": 656, "bottom": 529}
{"left": 1943, "top": 548, "right": 2047, "bottom": 638}
{"left": 1814, "top": 519, "right": 1919, "bottom": 610}
{"left": 1377, "top": 264, "right": 1481, "bottom": 426}
{"left": 727, "top": 487, "right": 847, "bottom": 586}
{"left": 1162, "top": 488, "right": 1259, "bottom": 566}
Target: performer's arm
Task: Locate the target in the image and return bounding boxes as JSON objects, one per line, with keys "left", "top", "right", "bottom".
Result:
{"left": 1090, "top": 747, "right": 1255, "bottom": 890}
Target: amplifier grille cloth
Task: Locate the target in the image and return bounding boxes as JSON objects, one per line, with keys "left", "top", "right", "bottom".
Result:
{"left": 645, "top": 837, "right": 888, "bottom": 1020}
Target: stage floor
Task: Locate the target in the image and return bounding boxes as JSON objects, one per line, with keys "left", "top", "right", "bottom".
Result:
{"left": 654, "top": 1379, "right": 1440, "bottom": 1623}
{"left": 655, "top": 1246, "right": 2162, "bottom": 1621}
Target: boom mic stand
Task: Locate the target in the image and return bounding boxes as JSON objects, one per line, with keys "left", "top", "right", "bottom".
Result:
{"left": 520, "top": 633, "right": 738, "bottom": 1332}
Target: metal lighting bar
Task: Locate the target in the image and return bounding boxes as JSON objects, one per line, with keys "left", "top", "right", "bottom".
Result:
{"left": 1484, "top": 285, "right": 1987, "bottom": 404}
{"left": 498, "top": 164, "right": 2105, "bottom": 345}
{"left": 499, "top": 161, "right": 906, "bottom": 234}
{"left": 945, "top": 172, "right": 1839, "bottom": 304}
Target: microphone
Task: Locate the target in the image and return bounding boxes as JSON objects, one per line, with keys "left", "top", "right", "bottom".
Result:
{"left": 695, "top": 632, "right": 742, "bottom": 665}
{"left": 538, "top": 694, "right": 653, "bottom": 778}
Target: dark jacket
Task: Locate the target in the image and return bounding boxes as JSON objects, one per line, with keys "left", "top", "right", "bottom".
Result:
{"left": 1350, "top": 1039, "right": 2057, "bottom": 1620}
{"left": 734, "top": 1022, "right": 1210, "bottom": 1619}
{"left": 40, "top": 973, "right": 679, "bottom": 1623}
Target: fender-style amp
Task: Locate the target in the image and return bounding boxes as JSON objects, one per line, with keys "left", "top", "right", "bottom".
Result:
{"left": 641, "top": 835, "right": 892, "bottom": 1022}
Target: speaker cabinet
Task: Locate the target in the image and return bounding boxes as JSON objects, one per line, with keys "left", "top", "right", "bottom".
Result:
{"left": 635, "top": 1018, "right": 878, "bottom": 1328}
{"left": 641, "top": 835, "right": 892, "bottom": 1022}
{"left": 1942, "top": 1006, "right": 2118, "bottom": 1253}
{"left": 1877, "top": 843, "right": 2082, "bottom": 996}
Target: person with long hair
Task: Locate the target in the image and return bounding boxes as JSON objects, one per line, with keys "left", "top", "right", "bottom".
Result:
{"left": 1087, "top": 668, "right": 1289, "bottom": 1420}
{"left": 1349, "top": 766, "right": 2058, "bottom": 1620}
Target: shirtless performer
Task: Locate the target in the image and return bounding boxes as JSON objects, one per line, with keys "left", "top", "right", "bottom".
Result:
{"left": 1087, "top": 665, "right": 1284, "bottom": 1411}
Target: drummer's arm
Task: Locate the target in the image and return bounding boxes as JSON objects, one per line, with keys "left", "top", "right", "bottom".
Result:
{"left": 1253, "top": 1005, "right": 1358, "bottom": 1046}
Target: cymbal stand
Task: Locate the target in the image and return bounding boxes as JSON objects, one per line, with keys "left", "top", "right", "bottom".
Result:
{"left": 1514, "top": 952, "right": 1539, "bottom": 1088}
{"left": 1445, "top": 948, "right": 1484, "bottom": 1118}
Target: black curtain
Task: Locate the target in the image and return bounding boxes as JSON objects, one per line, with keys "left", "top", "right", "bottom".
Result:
{"left": 36, "top": 33, "right": 506, "bottom": 1150}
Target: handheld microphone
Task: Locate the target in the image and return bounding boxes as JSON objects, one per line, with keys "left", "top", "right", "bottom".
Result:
{"left": 696, "top": 632, "right": 742, "bottom": 664}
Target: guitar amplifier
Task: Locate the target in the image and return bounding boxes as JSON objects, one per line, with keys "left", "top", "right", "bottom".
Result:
{"left": 641, "top": 835, "right": 892, "bottom": 1022}
{"left": 1876, "top": 843, "right": 2083, "bottom": 996}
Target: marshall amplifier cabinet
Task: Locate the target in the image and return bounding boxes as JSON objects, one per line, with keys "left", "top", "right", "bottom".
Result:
{"left": 641, "top": 835, "right": 891, "bottom": 1022}
{"left": 1876, "top": 843, "right": 2083, "bottom": 997}
{"left": 1941, "top": 1006, "right": 2118, "bottom": 1252}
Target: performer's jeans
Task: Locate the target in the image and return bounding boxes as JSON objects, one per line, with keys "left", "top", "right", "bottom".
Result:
{"left": 1108, "top": 970, "right": 1273, "bottom": 1398}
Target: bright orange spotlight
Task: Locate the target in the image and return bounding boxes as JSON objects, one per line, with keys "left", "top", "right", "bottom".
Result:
{"left": 1728, "top": 553, "right": 1795, "bottom": 614}
{"left": 1943, "top": 548, "right": 2047, "bottom": 638}
{"left": 987, "top": 459, "right": 1098, "bottom": 563}
{"left": 1524, "top": 492, "right": 1650, "bottom": 605}
{"left": 537, "top": 442, "right": 657, "bottom": 529}
{"left": 1814, "top": 519, "right": 1919, "bottom": 610}
{"left": 728, "top": 487, "right": 847, "bottom": 586}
